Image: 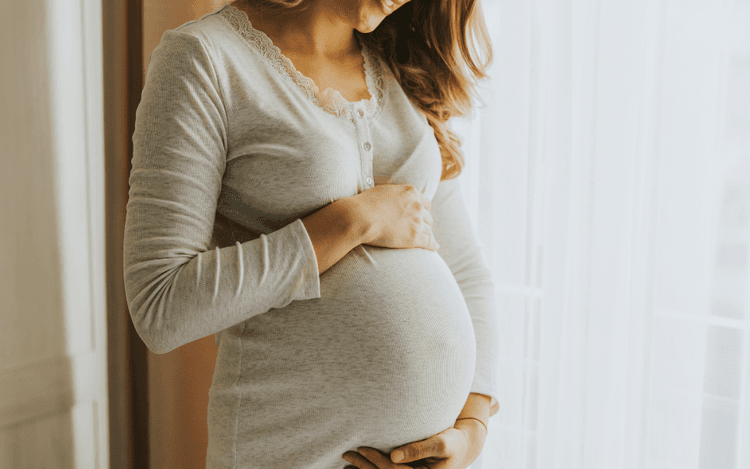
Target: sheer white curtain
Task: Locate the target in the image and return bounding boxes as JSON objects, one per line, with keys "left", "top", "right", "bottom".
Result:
{"left": 452, "top": 0, "right": 750, "bottom": 468}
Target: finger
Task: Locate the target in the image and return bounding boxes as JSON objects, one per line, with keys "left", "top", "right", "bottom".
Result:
{"left": 344, "top": 450, "right": 380, "bottom": 469}
{"left": 419, "top": 192, "right": 432, "bottom": 211}
{"left": 391, "top": 439, "right": 434, "bottom": 464}
{"left": 422, "top": 209, "right": 434, "bottom": 227}
{"left": 420, "top": 226, "right": 437, "bottom": 251}
{"left": 357, "top": 447, "right": 398, "bottom": 469}
{"left": 400, "top": 433, "right": 453, "bottom": 463}
{"left": 420, "top": 222, "right": 439, "bottom": 250}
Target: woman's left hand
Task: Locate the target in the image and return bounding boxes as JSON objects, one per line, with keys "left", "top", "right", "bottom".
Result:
{"left": 341, "top": 419, "right": 487, "bottom": 469}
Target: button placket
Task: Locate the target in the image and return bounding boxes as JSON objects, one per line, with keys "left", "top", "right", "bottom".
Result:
{"left": 354, "top": 104, "right": 374, "bottom": 189}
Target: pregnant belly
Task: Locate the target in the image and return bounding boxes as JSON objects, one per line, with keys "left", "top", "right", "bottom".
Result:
{"left": 213, "top": 245, "right": 476, "bottom": 467}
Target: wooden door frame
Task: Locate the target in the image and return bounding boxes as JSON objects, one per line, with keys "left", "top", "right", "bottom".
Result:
{"left": 102, "top": 0, "right": 150, "bottom": 468}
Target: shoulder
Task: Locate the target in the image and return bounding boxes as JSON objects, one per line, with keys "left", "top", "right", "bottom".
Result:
{"left": 151, "top": 5, "right": 237, "bottom": 68}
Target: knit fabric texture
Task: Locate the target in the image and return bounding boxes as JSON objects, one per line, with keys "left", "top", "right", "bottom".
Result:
{"left": 123, "top": 3, "right": 500, "bottom": 468}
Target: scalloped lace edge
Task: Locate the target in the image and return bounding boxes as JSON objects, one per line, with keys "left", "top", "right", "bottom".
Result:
{"left": 219, "top": 4, "right": 385, "bottom": 123}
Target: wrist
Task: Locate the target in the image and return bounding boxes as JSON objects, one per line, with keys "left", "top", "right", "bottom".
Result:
{"left": 455, "top": 417, "right": 488, "bottom": 436}
{"left": 456, "top": 393, "right": 491, "bottom": 427}
{"left": 337, "top": 195, "right": 377, "bottom": 245}
{"left": 453, "top": 419, "right": 487, "bottom": 465}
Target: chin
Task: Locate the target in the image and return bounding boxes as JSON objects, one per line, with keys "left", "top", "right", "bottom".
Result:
{"left": 352, "top": 0, "right": 390, "bottom": 33}
{"left": 354, "top": 14, "right": 386, "bottom": 33}
{"left": 355, "top": 22, "right": 381, "bottom": 34}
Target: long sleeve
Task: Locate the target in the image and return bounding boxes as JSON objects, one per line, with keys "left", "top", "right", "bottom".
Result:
{"left": 123, "top": 30, "right": 321, "bottom": 354}
{"left": 430, "top": 175, "right": 501, "bottom": 417}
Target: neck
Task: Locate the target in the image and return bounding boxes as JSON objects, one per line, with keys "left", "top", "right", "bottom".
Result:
{"left": 236, "top": 0, "right": 360, "bottom": 61}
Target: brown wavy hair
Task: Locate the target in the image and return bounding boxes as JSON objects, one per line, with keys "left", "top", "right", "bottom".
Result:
{"left": 236, "top": 0, "right": 493, "bottom": 181}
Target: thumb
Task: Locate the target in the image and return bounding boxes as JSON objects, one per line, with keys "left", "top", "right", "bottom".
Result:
{"left": 390, "top": 434, "right": 447, "bottom": 464}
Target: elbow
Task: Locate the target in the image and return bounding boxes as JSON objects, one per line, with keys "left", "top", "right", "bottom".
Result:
{"left": 131, "top": 315, "right": 180, "bottom": 355}
{"left": 139, "top": 331, "right": 172, "bottom": 355}
{"left": 126, "top": 292, "right": 182, "bottom": 355}
{"left": 124, "top": 263, "right": 186, "bottom": 355}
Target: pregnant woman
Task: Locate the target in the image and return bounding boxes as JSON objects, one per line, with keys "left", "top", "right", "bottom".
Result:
{"left": 123, "top": 0, "right": 500, "bottom": 467}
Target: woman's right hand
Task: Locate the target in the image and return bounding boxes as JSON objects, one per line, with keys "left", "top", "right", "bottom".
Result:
{"left": 348, "top": 183, "right": 440, "bottom": 252}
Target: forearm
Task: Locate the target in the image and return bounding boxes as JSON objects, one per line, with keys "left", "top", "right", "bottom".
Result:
{"left": 452, "top": 392, "right": 491, "bottom": 465}
{"left": 456, "top": 392, "right": 491, "bottom": 427}
{"left": 301, "top": 197, "right": 373, "bottom": 276}
{"left": 430, "top": 178, "right": 501, "bottom": 422}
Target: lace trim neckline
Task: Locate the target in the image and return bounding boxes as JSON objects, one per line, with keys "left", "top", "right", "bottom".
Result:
{"left": 219, "top": 3, "right": 385, "bottom": 124}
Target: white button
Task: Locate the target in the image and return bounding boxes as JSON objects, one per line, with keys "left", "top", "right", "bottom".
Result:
{"left": 358, "top": 109, "right": 364, "bottom": 118}
{"left": 366, "top": 177, "right": 373, "bottom": 185}
{"left": 364, "top": 142, "right": 371, "bottom": 151}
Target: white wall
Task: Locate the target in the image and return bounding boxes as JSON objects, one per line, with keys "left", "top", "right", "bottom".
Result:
{"left": 0, "top": 0, "right": 109, "bottom": 467}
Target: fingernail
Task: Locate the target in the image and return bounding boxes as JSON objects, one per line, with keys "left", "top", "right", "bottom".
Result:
{"left": 392, "top": 450, "right": 404, "bottom": 462}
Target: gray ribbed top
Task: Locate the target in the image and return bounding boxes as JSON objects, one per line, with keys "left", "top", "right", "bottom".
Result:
{"left": 123, "top": 3, "right": 500, "bottom": 468}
